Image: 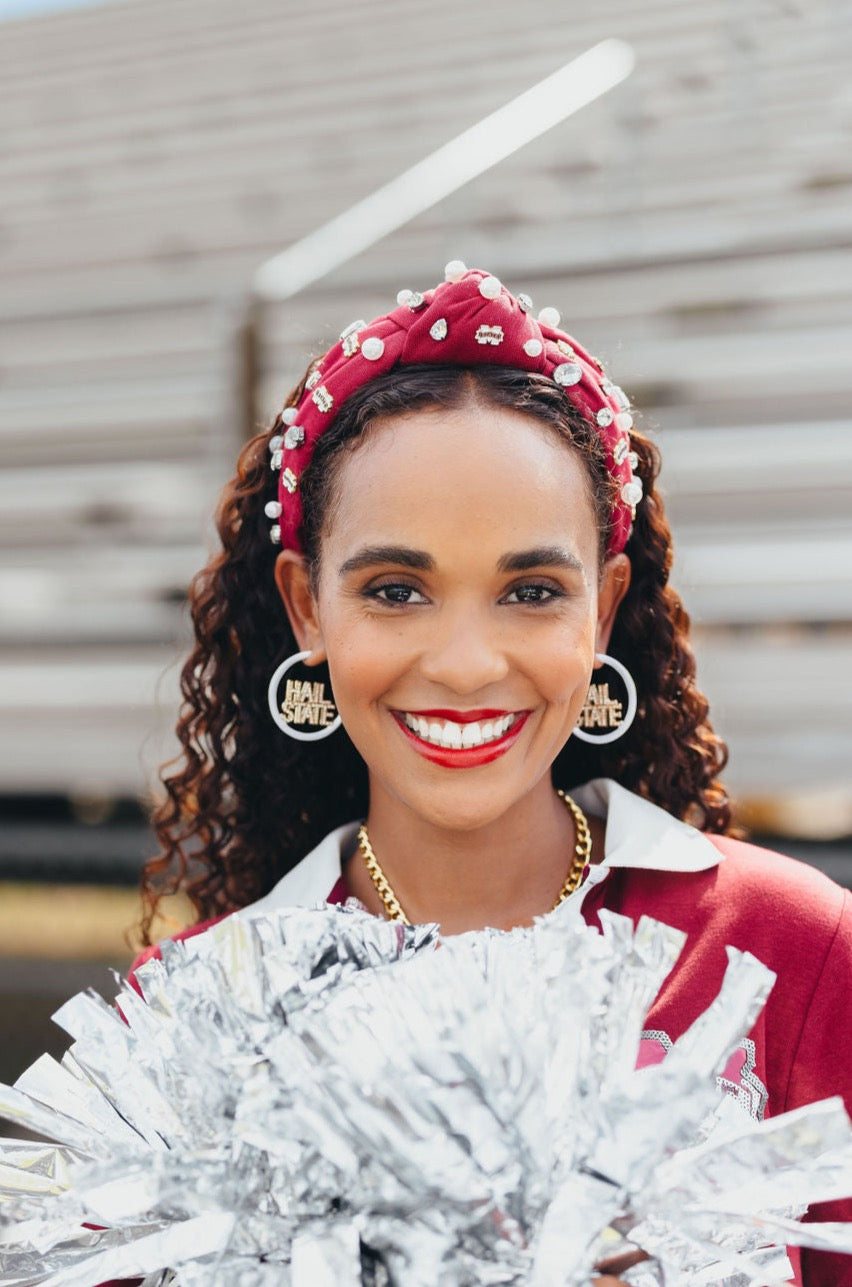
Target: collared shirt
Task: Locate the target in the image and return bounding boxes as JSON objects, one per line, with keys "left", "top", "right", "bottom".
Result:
{"left": 242, "top": 778, "right": 723, "bottom": 918}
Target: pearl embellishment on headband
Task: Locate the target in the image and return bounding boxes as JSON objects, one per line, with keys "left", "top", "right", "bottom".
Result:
{"left": 478, "top": 275, "right": 502, "bottom": 300}
{"left": 281, "top": 407, "right": 298, "bottom": 426}
{"left": 444, "top": 259, "right": 467, "bottom": 282}
{"left": 523, "top": 338, "right": 543, "bottom": 357}
{"left": 361, "top": 336, "right": 385, "bottom": 361}
{"left": 265, "top": 500, "right": 282, "bottom": 519}
{"left": 538, "top": 306, "right": 561, "bottom": 328}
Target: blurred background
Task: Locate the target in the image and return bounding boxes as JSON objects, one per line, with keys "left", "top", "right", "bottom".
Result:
{"left": 1, "top": 0, "right": 851, "bottom": 1087}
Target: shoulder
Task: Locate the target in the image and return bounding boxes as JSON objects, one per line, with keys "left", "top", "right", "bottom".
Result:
{"left": 601, "top": 824, "right": 850, "bottom": 979}
{"left": 126, "top": 913, "right": 230, "bottom": 994}
{"left": 704, "top": 833, "right": 850, "bottom": 943}
{"left": 686, "top": 834, "right": 849, "bottom": 991}
{"left": 126, "top": 822, "right": 358, "bottom": 991}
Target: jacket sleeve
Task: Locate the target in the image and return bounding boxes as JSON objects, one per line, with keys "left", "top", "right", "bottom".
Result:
{"left": 784, "top": 888, "right": 852, "bottom": 1286}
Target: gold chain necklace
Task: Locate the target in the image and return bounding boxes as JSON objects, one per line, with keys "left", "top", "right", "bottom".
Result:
{"left": 357, "top": 789, "right": 592, "bottom": 926}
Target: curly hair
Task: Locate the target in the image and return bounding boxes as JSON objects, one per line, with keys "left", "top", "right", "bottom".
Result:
{"left": 138, "top": 364, "right": 732, "bottom": 945}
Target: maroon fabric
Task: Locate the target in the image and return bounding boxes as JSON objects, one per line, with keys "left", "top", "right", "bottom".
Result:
{"left": 274, "top": 267, "right": 638, "bottom": 556}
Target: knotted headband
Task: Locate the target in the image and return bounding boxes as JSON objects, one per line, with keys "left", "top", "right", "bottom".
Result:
{"left": 266, "top": 263, "right": 642, "bottom": 555}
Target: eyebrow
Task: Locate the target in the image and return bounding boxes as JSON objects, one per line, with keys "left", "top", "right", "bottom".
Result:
{"left": 338, "top": 544, "right": 584, "bottom": 577}
{"left": 338, "top": 545, "right": 435, "bottom": 576}
{"left": 497, "top": 547, "right": 585, "bottom": 575}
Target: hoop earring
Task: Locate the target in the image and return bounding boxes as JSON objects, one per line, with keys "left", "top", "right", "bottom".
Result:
{"left": 267, "top": 650, "right": 342, "bottom": 742}
{"left": 573, "top": 652, "right": 637, "bottom": 745}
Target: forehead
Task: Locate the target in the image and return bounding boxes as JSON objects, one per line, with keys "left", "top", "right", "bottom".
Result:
{"left": 323, "top": 401, "right": 600, "bottom": 566}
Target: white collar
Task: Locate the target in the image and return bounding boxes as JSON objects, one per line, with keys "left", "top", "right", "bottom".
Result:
{"left": 570, "top": 778, "right": 722, "bottom": 873}
{"left": 242, "top": 778, "right": 722, "bottom": 915}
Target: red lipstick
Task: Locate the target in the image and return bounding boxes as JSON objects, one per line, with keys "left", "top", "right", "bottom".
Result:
{"left": 392, "top": 711, "right": 530, "bottom": 770}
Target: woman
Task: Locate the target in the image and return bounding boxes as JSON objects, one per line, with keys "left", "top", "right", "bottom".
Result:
{"left": 135, "top": 264, "right": 852, "bottom": 1286}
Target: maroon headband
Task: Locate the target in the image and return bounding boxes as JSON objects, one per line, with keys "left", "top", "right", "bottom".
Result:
{"left": 266, "top": 264, "right": 642, "bottom": 555}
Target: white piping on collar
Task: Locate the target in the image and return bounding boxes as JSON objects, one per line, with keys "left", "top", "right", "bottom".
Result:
{"left": 242, "top": 778, "right": 722, "bottom": 915}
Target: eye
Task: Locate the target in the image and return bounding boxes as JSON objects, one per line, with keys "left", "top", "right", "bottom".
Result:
{"left": 502, "top": 582, "right": 564, "bottom": 605}
{"left": 367, "top": 582, "right": 429, "bottom": 605}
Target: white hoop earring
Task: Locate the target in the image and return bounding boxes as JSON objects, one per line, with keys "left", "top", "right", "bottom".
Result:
{"left": 267, "top": 649, "right": 342, "bottom": 742}
{"left": 573, "top": 652, "right": 637, "bottom": 745}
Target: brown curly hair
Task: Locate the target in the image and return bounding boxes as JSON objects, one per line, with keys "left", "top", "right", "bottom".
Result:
{"left": 138, "top": 364, "right": 732, "bottom": 945}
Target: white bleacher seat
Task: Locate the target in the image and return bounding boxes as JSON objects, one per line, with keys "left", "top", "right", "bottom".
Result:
{"left": 0, "top": 0, "right": 850, "bottom": 810}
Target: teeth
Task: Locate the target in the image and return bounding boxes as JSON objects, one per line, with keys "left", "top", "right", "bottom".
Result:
{"left": 461, "top": 723, "right": 481, "bottom": 748}
{"left": 402, "top": 713, "right": 518, "bottom": 749}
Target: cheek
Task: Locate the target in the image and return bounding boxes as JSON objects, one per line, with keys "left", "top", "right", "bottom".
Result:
{"left": 530, "top": 620, "right": 597, "bottom": 711}
{"left": 322, "top": 619, "right": 408, "bottom": 716}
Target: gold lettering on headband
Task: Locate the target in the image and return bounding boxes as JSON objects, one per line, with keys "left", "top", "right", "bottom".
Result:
{"left": 281, "top": 678, "right": 337, "bottom": 728}
{"left": 475, "top": 324, "right": 504, "bottom": 346}
{"left": 578, "top": 682, "right": 623, "bottom": 730}
{"left": 312, "top": 385, "right": 334, "bottom": 413}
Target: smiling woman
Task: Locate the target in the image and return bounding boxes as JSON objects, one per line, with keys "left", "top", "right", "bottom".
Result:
{"left": 133, "top": 266, "right": 852, "bottom": 1285}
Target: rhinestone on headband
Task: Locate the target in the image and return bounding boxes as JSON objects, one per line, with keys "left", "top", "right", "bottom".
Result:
{"left": 272, "top": 265, "right": 641, "bottom": 557}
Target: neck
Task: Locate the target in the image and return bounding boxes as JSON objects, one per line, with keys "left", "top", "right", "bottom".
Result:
{"left": 345, "top": 778, "right": 603, "bottom": 934}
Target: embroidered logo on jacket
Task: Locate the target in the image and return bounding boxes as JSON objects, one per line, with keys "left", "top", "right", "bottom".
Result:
{"left": 639, "top": 1030, "right": 768, "bottom": 1120}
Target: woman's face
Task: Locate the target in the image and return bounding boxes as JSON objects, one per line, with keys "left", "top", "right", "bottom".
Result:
{"left": 279, "top": 398, "right": 629, "bottom": 832}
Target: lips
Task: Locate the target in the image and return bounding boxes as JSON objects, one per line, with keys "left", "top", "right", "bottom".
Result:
{"left": 392, "top": 708, "right": 530, "bottom": 769}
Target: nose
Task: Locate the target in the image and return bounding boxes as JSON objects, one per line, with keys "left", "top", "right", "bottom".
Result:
{"left": 417, "top": 605, "right": 510, "bottom": 695}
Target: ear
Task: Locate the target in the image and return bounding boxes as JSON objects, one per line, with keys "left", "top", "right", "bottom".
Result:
{"left": 594, "top": 553, "right": 631, "bottom": 659}
{"left": 274, "top": 550, "right": 327, "bottom": 663}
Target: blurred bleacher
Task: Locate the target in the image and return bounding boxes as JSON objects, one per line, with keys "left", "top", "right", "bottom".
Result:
{"left": 1, "top": 0, "right": 851, "bottom": 837}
